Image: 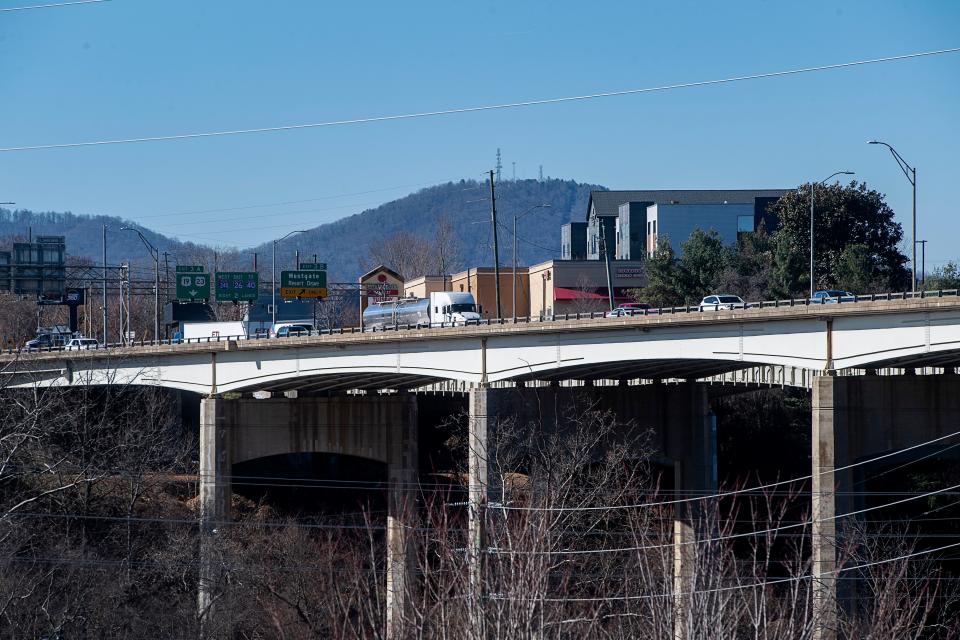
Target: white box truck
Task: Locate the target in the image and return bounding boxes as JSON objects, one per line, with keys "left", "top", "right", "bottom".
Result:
{"left": 180, "top": 321, "right": 247, "bottom": 341}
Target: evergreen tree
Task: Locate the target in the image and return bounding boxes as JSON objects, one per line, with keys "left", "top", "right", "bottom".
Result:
{"left": 634, "top": 236, "right": 684, "bottom": 307}
{"left": 769, "top": 181, "right": 909, "bottom": 296}
{"left": 678, "top": 228, "right": 729, "bottom": 302}
{"left": 925, "top": 261, "right": 960, "bottom": 291}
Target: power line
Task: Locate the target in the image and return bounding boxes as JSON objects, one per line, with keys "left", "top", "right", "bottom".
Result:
{"left": 520, "top": 539, "right": 960, "bottom": 603}
{"left": 502, "top": 429, "right": 960, "bottom": 512}
{"left": 492, "top": 479, "right": 960, "bottom": 556}
{"left": 1, "top": 47, "right": 957, "bottom": 152}
{"left": 0, "top": 0, "right": 109, "bottom": 12}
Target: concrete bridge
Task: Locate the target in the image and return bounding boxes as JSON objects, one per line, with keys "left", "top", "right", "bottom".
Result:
{"left": 4, "top": 297, "right": 960, "bottom": 639}
{"left": 4, "top": 298, "right": 960, "bottom": 393}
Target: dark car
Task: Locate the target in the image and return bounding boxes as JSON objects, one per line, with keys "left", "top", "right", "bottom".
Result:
{"left": 275, "top": 324, "right": 315, "bottom": 338}
{"left": 24, "top": 333, "right": 67, "bottom": 351}
{"left": 811, "top": 290, "right": 855, "bottom": 303}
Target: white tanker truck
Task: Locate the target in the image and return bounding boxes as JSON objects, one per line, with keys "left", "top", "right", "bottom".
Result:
{"left": 362, "top": 291, "right": 481, "bottom": 330}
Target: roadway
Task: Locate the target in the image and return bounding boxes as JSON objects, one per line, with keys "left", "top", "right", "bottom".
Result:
{"left": 3, "top": 297, "right": 960, "bottom": 394}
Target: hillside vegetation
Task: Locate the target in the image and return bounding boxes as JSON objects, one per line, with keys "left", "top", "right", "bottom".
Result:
{"left": 0, "top": 178, "right": 602, "bottom": 282}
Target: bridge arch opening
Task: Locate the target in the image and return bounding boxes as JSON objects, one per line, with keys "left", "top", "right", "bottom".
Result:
{"left": 231, "top": 452, "right": 388, "bottom": 516}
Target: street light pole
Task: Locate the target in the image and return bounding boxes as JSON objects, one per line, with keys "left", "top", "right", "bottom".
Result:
{"left": 810, "top": 171, "right": 854, "bottom": 298}
{"left": 512, "top": 204, "right": 551, "bottom": 319}
{"left": 916, "top": 240, "right": 927, "bottom": 290}
{"left": 869, "top": 140, "right": 917, "bottom": 292}
{"left": 120, "top": 227, "right": 160, "bottom": 342}
{"left": 272, "top": 230, "right": 309, "bottom": 329}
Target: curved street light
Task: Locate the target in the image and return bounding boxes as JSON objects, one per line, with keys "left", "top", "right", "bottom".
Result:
{"left": 120, "top": 227, "right": 160, "bottom": 341}
{"left": 810, "top": 171, "right": 854, "bottom": 298}
{"left": 868, "top": 140, "right": 917, "bottom": 292}
{"left": 272, "top": 230, "right": 309, "bottom": 329}
{"left": 513, "top": 204, "right": 551, "bottom": 319}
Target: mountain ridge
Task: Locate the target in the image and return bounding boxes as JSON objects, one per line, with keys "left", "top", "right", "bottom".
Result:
{"left": 0, "top": 178, "right": 605, "bottom": 282}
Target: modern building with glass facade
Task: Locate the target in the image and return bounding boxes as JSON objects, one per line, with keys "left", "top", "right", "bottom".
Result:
{"left": 575, "top": 189, "right": 788, "bottom": 260}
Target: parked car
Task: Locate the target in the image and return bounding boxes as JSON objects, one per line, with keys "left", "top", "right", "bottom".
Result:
{"left": 811, "top": 289, "right": 855, "bottom": 303}
{"left": 699, "top": 294, "right": 747, "bottom": 311}
{"left": 24, "top": 333, "right": 67, "bottom": 351}
{"left": 605, "top": 303, "right": 652, "bottom": 318}
{"left": 274, "top": 323, "right": 315, "bottom": 338}
{"left": 65, "top": 338, "right": 100, "bottom": 350}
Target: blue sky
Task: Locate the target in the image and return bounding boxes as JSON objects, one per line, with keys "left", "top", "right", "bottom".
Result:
{"left": 0, "top": 0, "right": 958, "bottom": 266}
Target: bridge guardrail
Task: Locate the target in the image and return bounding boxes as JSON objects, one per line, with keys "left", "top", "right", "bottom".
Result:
{"left": 6, "top": 289, "right": 959, "bottom": 355}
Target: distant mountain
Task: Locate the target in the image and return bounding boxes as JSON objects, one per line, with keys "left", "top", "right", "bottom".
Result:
{"left": 0, "top": 209, "right": 210, "bottom": 269}
{"left": 0, "top": 178, "right": 604, "bottom": 282}
{"left": 252, "top": 178, "right": 603, "bottom": 282}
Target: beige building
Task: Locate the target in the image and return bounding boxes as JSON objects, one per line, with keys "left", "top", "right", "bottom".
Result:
{"left": 528, "top": 260, "right": 646, "bottom": 318}
{"left": 446, "top": 267, "right": 530, "bottom": 319}
{"left": 403, "top": 275, "right": 451, "bottom": 299}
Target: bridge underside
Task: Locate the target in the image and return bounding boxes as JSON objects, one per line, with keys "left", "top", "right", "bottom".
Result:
{"left": 259, "top": 372, "right": 445, "bottom": 394}
{"left": 508, "top": 358, "right": 754, "bottom": 383}
{"left": 861, "top": 349, "right": 960, "bottom": 371}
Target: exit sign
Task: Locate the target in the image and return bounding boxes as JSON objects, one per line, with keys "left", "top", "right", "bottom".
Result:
{"left": 280, "top": 270, "right": 327, "bottom": 299}
{"left": 215, "top": 271, "right": 259, "bottom": 302}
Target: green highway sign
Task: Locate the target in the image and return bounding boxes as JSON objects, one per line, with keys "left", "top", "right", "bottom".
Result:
{"left": 175, "top": 265, "right": 204, "bottom": 273}
{"left": 299, "top": 262, "right": 327, "bottom": 271}
{"left": 215, "top": 271, "right": 259, "bottom": 302}
{"left": 280, "top": 270, "right": 327, "bottom": 299}
{"left": 176, "top": 272, "right": 210, "bottom": 300}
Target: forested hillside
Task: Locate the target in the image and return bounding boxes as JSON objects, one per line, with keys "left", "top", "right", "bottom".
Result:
{"left": 0, "top": 178, "right": 603, "bottom": 281}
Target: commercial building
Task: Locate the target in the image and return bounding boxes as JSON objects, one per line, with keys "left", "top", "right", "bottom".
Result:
{"left": 446, "top": 267, "right": 530, "bottom": 319}
{"left": 560, "top": 222, "right": 588, "bottom": 260}
{"left": 403, "top": 275, "right": 451, "bottom": 299}
{"left": 528, "top": 259, "right": 645, "bottom": 318}
{"left": 581, "top": 189, "right": 788, "bottom": 258}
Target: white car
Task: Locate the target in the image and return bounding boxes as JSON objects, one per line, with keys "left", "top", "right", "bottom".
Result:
{"left": 698, "top": 294, "right": 747, "bottom": 311}
{"left": 65, "top": 338, "right": 100, "bottom": 350}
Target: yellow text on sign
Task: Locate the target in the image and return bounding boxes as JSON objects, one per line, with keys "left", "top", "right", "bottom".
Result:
{"left": 280, "top": 287, "right": 328, "bottom": 299}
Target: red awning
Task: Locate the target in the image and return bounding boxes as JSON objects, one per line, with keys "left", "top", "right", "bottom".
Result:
{"left": 553, "top": 287, "right": 635, "bottom": 301}
{"left": 554, "top": 287, "right": 607, "bottom": 301}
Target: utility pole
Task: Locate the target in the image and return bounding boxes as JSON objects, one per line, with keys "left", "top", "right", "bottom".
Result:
{"left": 599, "top": 222, "right": 615, "bottom": 311}
{"left": 488, "top": 170, "right": 502, "bottom": 319}
{"left": 102, "top": 224, "right": 108, "bottom": 344}
{"left": 121, "top": 227, "right": 161, "bottom": 342}
{"left": 163, "top": 251, "right": 170, "bottom": 303}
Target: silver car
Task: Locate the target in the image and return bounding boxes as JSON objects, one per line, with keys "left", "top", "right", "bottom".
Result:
{"left": 699, "top": 294, "right": 747, "bottom": 311}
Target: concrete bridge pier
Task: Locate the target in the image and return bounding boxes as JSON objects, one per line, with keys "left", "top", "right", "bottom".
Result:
{"left": 811, "top": 374, "right": 960, "bottom": 640}
{"left": 662, "top": 384, "right": 714, "bottom": 640}
{"left": 196, "top": 394, "right": 419, "bottom": 639}
{"left": 466, "top": 383, "right": 713, "bottom": 640}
